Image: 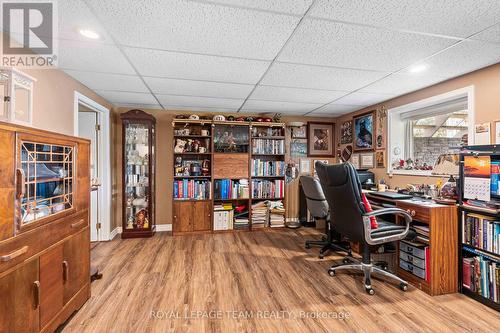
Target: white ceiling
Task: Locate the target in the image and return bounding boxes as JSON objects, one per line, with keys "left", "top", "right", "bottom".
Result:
{"left": 49, "top": 0, "right": 500, "bottom": 116}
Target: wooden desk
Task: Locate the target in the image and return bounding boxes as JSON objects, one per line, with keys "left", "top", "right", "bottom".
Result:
{"left": 366, "top": 193, "right": 458, "bottom": 296}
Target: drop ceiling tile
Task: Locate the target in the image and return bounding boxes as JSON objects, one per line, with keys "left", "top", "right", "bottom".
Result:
{"left": 58, "top": 39, "right": 135, "bottom": 74}
{"left": 312, "top": 104, "right": 364, "bottom": 115}
{"left": 241, "top": 100, "right": 321, "bottom": 113}
{"left": 124, "top": 47, "right": 270, "bottom": 84}
{"left": 95, "top": 91, "right": 158, "bottom": 105}
{"left": 278, "top": 19, "right": 455, "bottom": 72}
{"left": 157, "top": 95, "right": 244, "bottom": 109}
{"left": 86, "top": 0, "right": 300, "bottom": 60}
{"left": 332, "top": 92, "right": 395, "bottom": 106}
{"left": 144, "top": 77, "right": 254, "bottom": 99}
{"left": 200, "top": 0, "right": 312, "bottom": 15}
{"left": 116, "top": 103, "right": 162, "bottom": 109}
{"left": 472, "top": 23, "right": 500, "bottom": 43}
{"left": 164, "top": 106, "right": 238, "bottom": 113}
{"left": 58, "top": 0, "right": 112, "bottom": 43}
{"left": 359, "top": 74, "right": 446, "bottom": 95}
{"left": 310, "top": 0, "right": 500, "bottom": 38}
{"left": 250, "top": 85, "right": 348, "bottom": 104}
{"left": 262, "top": 63, "right": 388, "bottom": 91}
{"left": 64, "top": 70, "right": 148, "bottom": 92}
{"left": 401, "top": 40, "right": 500, "bottom": 78}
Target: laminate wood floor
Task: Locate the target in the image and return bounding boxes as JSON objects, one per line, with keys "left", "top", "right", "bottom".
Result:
{"left": 62, "top": 229, "right": 499, "bottom": 333}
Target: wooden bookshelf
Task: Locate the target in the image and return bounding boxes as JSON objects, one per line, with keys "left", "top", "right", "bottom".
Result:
{"left": 171, "top": 119, "right": 286, "bottom": 235}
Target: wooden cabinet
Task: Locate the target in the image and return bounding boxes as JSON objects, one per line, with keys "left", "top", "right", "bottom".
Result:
{"left": 0, "top": 259, "right": 40, "bottom": 333}
{"left": 173, "top": 201, "right": 211, "bottom": 233}
{"left": 63, "top": 229, "right": 90, "bottom": 303}
{"left": 0, "top": 121, "right": 90, "bottom": 333}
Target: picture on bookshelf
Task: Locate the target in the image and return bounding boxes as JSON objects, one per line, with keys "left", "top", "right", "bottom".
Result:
{"left": 214, "top": 125, "right": 249, "bottom": 153}
{"left": 307, "top": 122, "right": 335, "bottom": 157}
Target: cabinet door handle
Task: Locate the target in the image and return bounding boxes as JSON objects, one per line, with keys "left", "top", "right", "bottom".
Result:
{"left": 33, "top": 281, "right": 40, "bottom": 308}
{"left": 71, "top": 219, "right": 86, "bottom": 228}
{"left": 16, "top": 168, "right": 25, "bottom": 199}
{"left": 62, "top": 260, "right": 69, "bottom": 282}
{"left": 0, "top": 246, "right": 28, "bottom": 262}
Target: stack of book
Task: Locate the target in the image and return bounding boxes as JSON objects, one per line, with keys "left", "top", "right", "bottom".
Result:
{"left": 173, "top": 180, "right": 211, "bottom": 200}
{"left": 269, "top": 200, "right": 285, "bottom": 227}
{"left": 251, "top": 201, "right": 268, "bottom": 228}
{"left": 412, "top": 224, "right": 430, "bottom": 243}
{"left": 214, "top": 179, "right": 249, "bottom": 199}
{"left": 252, "top": 139, "right": 284, "bottom": 155}
{"left": 213, "top": 203, "right": 234, "bottom": 230}
{"left": 463, "top": 213, "right": 500, "bottom": 255}
{"left": 462, "top": 254, "right": 499, "bottom": 303}
{"left": 251, "top": 159, "right": 285, "bottom": 177}
{"left": 252, "top": 179, "right": 284, "bottom": 199}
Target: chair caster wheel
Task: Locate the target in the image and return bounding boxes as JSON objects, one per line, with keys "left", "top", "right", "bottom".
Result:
{"left": 305, "top": 244, "right": 311, "bottom": 249}
{"left": 328, "top": 269, "right": 336, "bottom": 276}
{"left": 319, "top": 254, "right": 325, "bottom": 259}
{"left": 342, "top": 258, "right": 350, "bottom": 264}
{"left": 365, "top": 287, "right": 375, "bottom": 295}
{"left": 399, "top": 283, "right": 408, "bottom": 292}
{"left": 382, "top": 265, "right": 388, "bottom": 271}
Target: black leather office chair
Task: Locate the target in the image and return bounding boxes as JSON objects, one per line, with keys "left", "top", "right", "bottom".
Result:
{"left": 315, "top": 162, "right": 412, "bottom": 295}
{"left": 300, "top": 176, "right": 351, "bottom": 259}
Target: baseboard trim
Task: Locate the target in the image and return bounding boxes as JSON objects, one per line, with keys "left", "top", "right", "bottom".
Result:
{"left": 109, "top": 225, "right": 171, "bottom": 240}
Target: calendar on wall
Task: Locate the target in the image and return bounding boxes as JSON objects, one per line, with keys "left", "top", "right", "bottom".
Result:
{"left": 463, "top": 156, "right": 491, "bottom": 202}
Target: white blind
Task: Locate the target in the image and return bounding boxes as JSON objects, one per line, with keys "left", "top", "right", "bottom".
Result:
{"left": 399, "top": 96, "right": 467, "bottom": 120}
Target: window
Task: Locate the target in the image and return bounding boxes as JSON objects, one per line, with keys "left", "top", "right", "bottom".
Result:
{"left": 388, "top": 88, "right": 474, "bottom": 176}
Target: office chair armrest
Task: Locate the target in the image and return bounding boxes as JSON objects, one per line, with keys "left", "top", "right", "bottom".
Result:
{"left": 362, "top": 208, "right": 412, "bottom": 245}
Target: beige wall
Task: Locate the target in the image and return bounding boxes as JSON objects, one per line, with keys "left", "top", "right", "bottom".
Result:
{"left": 335, "top": 63, "right": 500, "bottom": 189}
{"left": 112, "top": 109, "right": 336, "bottom": 228}
{"left": 22, "top": 68, "right": 112, "bottom": 135}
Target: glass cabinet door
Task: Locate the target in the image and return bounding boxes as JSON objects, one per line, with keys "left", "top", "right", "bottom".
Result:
{"left": 124, "top": 122, "right": 151, "bottom": 230}
{"left": 19, "top": 140, "right": 74, "bottom": 226}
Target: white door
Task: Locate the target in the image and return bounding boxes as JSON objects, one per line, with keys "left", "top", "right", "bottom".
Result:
{"left": 78, "top": 110, "right": 100, "bottom": 241}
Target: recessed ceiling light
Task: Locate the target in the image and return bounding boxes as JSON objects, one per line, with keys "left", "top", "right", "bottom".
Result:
{"left": 79, "top": 29, "right": 100, "bottom": 40}
{"left": 408, "top": 64, "right": 428, "bottom": 74}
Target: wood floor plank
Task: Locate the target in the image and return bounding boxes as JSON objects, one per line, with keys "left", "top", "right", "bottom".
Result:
{"left": 62, "top": 229, "right": 499, "bottom": 333}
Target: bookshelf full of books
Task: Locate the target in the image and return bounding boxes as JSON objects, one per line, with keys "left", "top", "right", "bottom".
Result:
{"left": 172, "top": 119, "right": 286, "bottom": 234}
{"left": 459, "top": 145, "right": 500, "bottom": 311}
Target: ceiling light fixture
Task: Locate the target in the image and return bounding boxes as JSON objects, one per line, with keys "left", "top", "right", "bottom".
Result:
{"left": 79, "top": 29, "right": 100, "bottom": 40}
{"left": 408, "top": 64, "right": 428, "bottom": 74}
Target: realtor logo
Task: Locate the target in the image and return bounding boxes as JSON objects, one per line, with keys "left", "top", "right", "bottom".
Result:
{"left": 1, "top": 1, "right": 58, "bottom": 68}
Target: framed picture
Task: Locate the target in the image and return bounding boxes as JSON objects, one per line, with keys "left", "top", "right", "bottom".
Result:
{"left": 360, "top": 153, "right": 374, "bottom": 169}
{"left": 299, "top": 159, "right": 311, "bottom": 174}
{"left": 307, "top": 122, "right": 335, "bottom": 157}
{"left": 353, "top": 111, "right": 375, "bottom": 152}
{"left": 495, "top": 120, "right": 500, "bottom": 144}
{"left": 375, "top": 151, "right": 385, "bottom": 168}
{"left": 351, "top": 154, "right": 360, "bottom": 169}
{"left": 375, "top": 106, "right": 387, "bottom": 150}
{"left": 474, "top": 122, "right": 491, "bottom": 145}
{"left": 290, "top": 140, "right": 307, "bottom": 157}
{"left": 340, "top": 120, "right": 353, "bottom": 144}
{"left": 292, "top": 126, "right": 307, "bottom": 139}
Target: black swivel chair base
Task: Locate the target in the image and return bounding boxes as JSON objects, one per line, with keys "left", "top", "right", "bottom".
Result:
{"left": 305, "top": 229, "right": 352, "bottom": 259}
{"left": 327, "top": 246, "right": 408, "bottom": 295}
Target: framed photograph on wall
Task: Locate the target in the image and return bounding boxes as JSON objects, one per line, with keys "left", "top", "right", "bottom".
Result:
{"left": 351, "top": 154, "right": 360, "bottom": 169}
{"left": 353, "top": 111, "right": 375, "bottom": 152}
{"left": 340, "top": 120, "right": 353, "bottom": 144}
{"left": 474, "top": 122, "right": 491, "bottom": 145}
{"left": 375, "top": 106, "right": 387, "bottom": 150}
{"left": 360, "top": 153, "right": 374, "bottom": 169}
{"left": 375, "top": 151, "right": 385, "bottom": 168}
{"left": 292, "top": 126, "right": 307, "bottom": 139}
{"left": 299, "top": 159, "right": 311, "bottom": 174}
{"left": 290, "top": 140, "right": 307, "bottom": 157}
{"left": 307, "top": 122, "right": 335, "bottom": 157}
{"left": 495, "top": 120, "right": 500, "bottom": 144}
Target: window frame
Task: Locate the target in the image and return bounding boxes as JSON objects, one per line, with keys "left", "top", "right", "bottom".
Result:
{"left": 387, "top": 86, "right": 475, "bottom": 176}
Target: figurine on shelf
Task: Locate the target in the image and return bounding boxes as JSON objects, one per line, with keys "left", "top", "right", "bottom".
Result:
{"left": 186, "top": 139, "right": 193, "bottom": 152}
{"left": 175, "top": 156, "right": 182, "bottom": 167}
{"left": 192, "top": 140, "right": 200, "bottom": 152}
{"left": 174, "top": 138, "right": 186, "bottom": 153}
{"left": 126, "top": 216, "right": 134, "bottom": 229}
{"left": 202, "top": 160, "right": 210, "bottom": 176}
{"left": 135, "top": 209, "right": 149, "bottom": 229}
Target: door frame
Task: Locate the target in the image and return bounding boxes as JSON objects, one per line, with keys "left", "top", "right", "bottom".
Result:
{"left": 73, "top": 91, "right": 112, "bottom": 241}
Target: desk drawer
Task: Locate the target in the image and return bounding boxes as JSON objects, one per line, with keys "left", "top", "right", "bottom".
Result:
{"left": 397, "top": 202, "right": 430, "bottom": 223}
{"left": 400, "top": 240, "right": 426, "bottom": 259}
{"left": 399, "top": 259, "right": 426, "bottom": 279}
{"left": 399, "top": 251, "right": 425, "bottom": 269}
